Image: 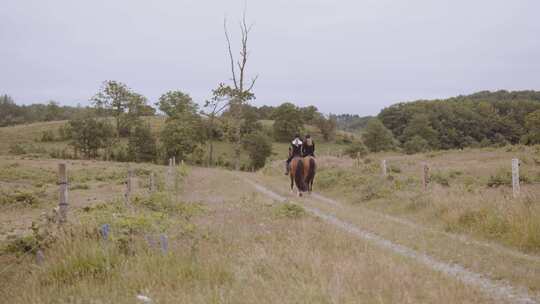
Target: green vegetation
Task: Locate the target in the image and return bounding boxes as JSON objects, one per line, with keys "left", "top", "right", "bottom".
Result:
{"left": 379, "top": 90, "right": 540, "bottom": 150}
{"left": 362, "top": 119, "right": 396, "bottom": 152}
{"left": 273, "top": 203, "right": 305, "bottom": 218}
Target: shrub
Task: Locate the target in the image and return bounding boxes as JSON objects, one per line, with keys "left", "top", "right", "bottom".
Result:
{"left": 127, "top": 123, "right": 157, "bottom": 162}
{"left": 487, "top": 169, "right": 530, "bottom": 187}
{"left": 8, "top": 143, "right": 27, "bottom": 155}
{"left": 40, "top": 130, "right": 56, "bottom": 142}
{"left": 2, "top": 235, "right": 39, "bottom": 255}
{"left": 70, "top": 183, "right": 90, "bottom": 190}
{"left": 0, "top": 190, "right": 40, "bottom": 206}
{"left": 242, "top": 132, "right": 273, "bottom": 170}
{"left": 345, "top": 141, "right": 368, "bottom": 158}
{"left": 362, "top": 119, "right": 396, "bottom": 152}
{"left": 430, "top": 172, "right": 450, "bottom": 187}
{"left": 403, "top": 135, "right": 430, "bottom": 154}
{"left": 274, "top": 203, "right": 305, "bottom": 218}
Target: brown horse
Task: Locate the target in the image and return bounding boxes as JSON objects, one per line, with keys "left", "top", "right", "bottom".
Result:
{"left": 303, "top": 156, "right": 316, "bottom": 193}
{"left": 289, "top": 157, "right": 307, "bottom": 196}
{"left": 289, "top": 156, "right": 316, "bottom": 196}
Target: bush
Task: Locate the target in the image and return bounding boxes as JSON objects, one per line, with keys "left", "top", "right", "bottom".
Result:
{"left": 242, "top": 132, "right": 273, "bottom": 170}
{"left": 0, "top": 190, "right": 40, "bottom": 206}
{"left": 362, "top": 119, "right": 396, "bottom": 152}
{"left": 403, "top": 135, "right": 430, "bottom": 154}
{"left": 487, "top": 169, "right": 530, "bottom": 187}
{"left": 40, "top": 130, "right": 56, "bottom": 142}
{"left": 274, "top": 203, "right": 305, "bottom": 218}
{"left": 345, "top": 141, "right": 368, "bottom": 158}
{"left": 430, "top": 172, "right": 450, "bottom": 187}
{"left": 9, "top": 143, "right": 27, "bottom": 155}
{"left": 127, "top": 123, "right": 157, "bottom": 162}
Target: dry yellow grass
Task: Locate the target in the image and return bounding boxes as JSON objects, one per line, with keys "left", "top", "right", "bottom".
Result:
{"left": 1, "top": 161, "right": 498, "bottom": 303}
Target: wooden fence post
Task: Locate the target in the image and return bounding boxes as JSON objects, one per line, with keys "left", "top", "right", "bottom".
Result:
{"left": 36, "top": 249, "right": 45, "bottom": 265}
{"left": 422, "top": 163, "right": 430, "bottom": 191}
{"left": 125, "top": 165, "right": 133, "bottom": 205}
{"left": 58, "top": 163, "right": 68, "bottom": 224}
{"left": 160, "top": 234, "right": 168, "bottom": 254}
{"left": 381, "top": 159, "right": 387, "bottom": 177}
{"left": 167, "top": 158, "right": 172, "bottom": 190}
{"left": 512, "top": 158, "right": 520, "bottom": 198}
{"left": 149, "top": 172, "right": 155, "bottom": 192}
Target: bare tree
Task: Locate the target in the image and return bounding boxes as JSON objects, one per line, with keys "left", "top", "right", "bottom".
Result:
{"left": 205, "top": 10, "right": 257, "bottom": 170}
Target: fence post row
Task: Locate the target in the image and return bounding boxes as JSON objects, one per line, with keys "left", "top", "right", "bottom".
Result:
{"left": 58, "top": 163, "right": 68, "bottom": 224}
{"left": 512, "top": 158, "right": 520, "bottom": 198}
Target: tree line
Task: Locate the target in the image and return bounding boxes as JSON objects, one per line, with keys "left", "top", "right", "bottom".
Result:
{"left": 0, "top": 95, "right": 92, "bottom": 127}
{"left": 355, "top": 90, "right": 540, "bottom": 155}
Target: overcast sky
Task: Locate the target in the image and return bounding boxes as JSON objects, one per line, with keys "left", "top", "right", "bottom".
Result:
{"left": 1, "top": 0, "right": 539, "bottom": 115}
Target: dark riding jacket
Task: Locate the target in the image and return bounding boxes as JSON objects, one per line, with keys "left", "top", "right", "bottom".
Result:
{"left": 302, "top": 139, "right": 315, "bottom": 157}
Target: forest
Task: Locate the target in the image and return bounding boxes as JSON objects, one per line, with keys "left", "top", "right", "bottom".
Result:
{"left": 377, "top": 90, "right": 540, "bottom": 152}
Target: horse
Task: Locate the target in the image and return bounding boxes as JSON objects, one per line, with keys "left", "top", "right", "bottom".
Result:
{"left": 289, "top": 156, "right": 307, "bottom": 196}
{"left": 289, "top": 155, "right": 316, "bottom": 196}
{"left": 303, "top": 155, "right": 316, "bottom": 193}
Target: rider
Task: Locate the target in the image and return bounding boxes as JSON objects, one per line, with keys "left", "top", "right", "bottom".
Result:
{"left": 285, "top": 134, "right": 303, "bottom": 175}
{"left": 302, "top": 134, "right": 315, "bottom": 157}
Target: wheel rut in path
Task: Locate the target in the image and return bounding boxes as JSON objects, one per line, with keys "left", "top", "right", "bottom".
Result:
{"left": 243, "top": 178, "right": 539, "bottom": 304}
{"left": 309, "top": 192, "right": 540, "bottom": 264}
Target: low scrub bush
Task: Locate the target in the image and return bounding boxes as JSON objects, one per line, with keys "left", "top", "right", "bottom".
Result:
{"left": 430, "top": 172, "right": 450, "bottom": 187}
{"left": 69, "top": 183, "right": 90, "bottom": 190}
{"left": 40, "top": 130, "right": 56, "bottom": 142}
{"left": 0, "top": 190, "right": 40, "bottom": 207}
{"left": 274, "top": 203, "right": 305, "bottom": 218}
{"left": 487, "top": 169, "right": 530, "bottom": 187}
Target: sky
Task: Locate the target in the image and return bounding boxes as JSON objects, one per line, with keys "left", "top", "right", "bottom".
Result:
{"left": 1, "top": 0, "right": 539, "bottom": 116}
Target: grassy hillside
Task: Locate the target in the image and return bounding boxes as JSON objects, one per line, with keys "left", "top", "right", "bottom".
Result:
{"left": 0, "top": 118, "right": 354, "bottom": 168}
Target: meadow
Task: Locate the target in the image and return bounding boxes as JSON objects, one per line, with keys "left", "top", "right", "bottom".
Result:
{"left": 1, "top": 120, "right": 540, "bottom": 303}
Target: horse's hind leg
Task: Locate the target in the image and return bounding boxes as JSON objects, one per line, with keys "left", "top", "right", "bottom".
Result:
{"left": 290, "top": 176, "right": 294, "bottom": 193}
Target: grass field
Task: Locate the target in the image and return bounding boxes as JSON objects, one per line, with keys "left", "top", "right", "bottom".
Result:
{"left": 2, "top": 120, "right": 540, "bottom": 303}
{"left": 0, "top": 158, "right": 503, "bottom": 303}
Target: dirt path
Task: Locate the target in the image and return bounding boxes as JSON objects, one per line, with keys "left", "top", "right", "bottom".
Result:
{"left": 242, "top": 175, "right": 540, "bottom": 304}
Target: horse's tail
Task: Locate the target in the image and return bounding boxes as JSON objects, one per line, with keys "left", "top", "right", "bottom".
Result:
{"left": 295, "top": 159, "right": 307, "bottom": 192}
{"left": 306, "top": 157, "right": 316, "bottom": 184}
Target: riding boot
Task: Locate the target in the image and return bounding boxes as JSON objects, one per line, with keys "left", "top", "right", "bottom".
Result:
{"left": 284, "top": 162, "right": 290, "bottom": 175}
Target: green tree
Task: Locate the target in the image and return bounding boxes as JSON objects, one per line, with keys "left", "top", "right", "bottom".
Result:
{"left": 362, "top": 119, "right": 396, "bottom": 152}
{"left": 314, "top": 114, "right": 337, "bottom": 141}
{"left": 157, "top": 91, "right": 197, "bottom": 118}
{"left": 522, "top": 109, "right": 540, "bottom": 144}
{"left": 91, "top": 80, "right": 132, "bottom": 135}
{"left": 44, "top": 101, "right": 62, "bottom": 121}
{"left": 272, "top": 102, "right": 304, "bottom": 142}
{"left": 159, "top": 91, "right": 205, "bottom": 162}
{"left": 242, "top": 131, "right": 273, "bottom": 170}
{"left": 161, "top": 118, "right": 205, "bottom": 162}
{"left": 401, "top": 114, "right": 439, "bottom": 148}
{"left": 300, "top": 105, "right": 319, "bottom": 124}
{"left": 68, "top": 116, "right": 114, "bottom": 158}
{"left": 128, "top": 123, "right": 157, "bottom": 162}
